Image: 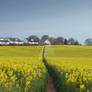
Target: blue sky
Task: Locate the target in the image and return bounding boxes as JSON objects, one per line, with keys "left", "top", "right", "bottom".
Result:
{"left": 0, "top": 0, "right": 92, "bottom": 44}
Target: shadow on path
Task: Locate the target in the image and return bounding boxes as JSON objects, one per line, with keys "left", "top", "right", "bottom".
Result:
{"left": 47, "top": 74, "right": 56, "bottom": 92}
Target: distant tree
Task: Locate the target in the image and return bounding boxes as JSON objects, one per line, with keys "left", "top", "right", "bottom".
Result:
{"left": 56, "top": 37, "right": 64, "bottom": 45}
{"left": 41, "top": 35, "right": 49, "bottom": 41}
{"left": 68, "top": 38, "right": 75, "bottom": 45}
{"left": 26, "top": 35, "right": 40, "bottom": 42}
{"left": 85, "top": 38, "right": 92, "bottom": 45}
{"left": 64, "top": 39, "right": 68, "bottom": 45}
{"left": 49, "top": 37, "right": 56, "bottom": 45}
{"left": 74, "top": 40, "right": 80, "bottom": 45}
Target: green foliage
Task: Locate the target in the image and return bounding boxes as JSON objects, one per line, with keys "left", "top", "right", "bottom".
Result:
{"left": 26, "top": 35, "right": 40, "bottom": 42}
{"left": 41, "top": 35, "right": 49, "bottom": 41}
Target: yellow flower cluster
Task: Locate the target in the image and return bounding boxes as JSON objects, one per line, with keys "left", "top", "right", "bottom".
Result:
{"left": 46, "top": 58, "right": 92, "bottom": 92}
{"left": 0, "top": 58, "right": 47, "bottom": 92}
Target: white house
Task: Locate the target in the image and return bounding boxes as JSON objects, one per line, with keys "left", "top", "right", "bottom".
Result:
{"left": 0, "top": 38, "right": 10, "bottom": 45}
{"left": 0, "top": 38, "right": 24, "bottom": 45}
{"left": 44, "top": 39, "right": 51, "bottom": 45}
{"left": 8, "top": 38, "right": 24, "bottom": 45}
{"left": 27, "top": 39, "right": 39, "bottom": 45}
{"left": 28, "top": 42, "right": 39, "bottom": 45}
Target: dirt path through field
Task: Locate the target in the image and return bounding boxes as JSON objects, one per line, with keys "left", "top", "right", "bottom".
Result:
{"left": 47, "top": 74, "right": 56, "bottom": 92}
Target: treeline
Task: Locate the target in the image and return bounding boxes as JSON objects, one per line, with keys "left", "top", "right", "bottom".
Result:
{"left": 26, "top": 35, "right": 80, "bottom": 45}
{"left": 84, "top": 38, "right": 92, "bottom": 46}
{"left": 27, "top": 35, "right": 92, "bottom": 45}
{"left": 1, "top": 35, "right": 92, "bottom": 46}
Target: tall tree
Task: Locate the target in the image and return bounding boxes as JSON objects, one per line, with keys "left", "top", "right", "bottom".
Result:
{"left": 41, "top": 35, "right": 49, "bottom": 41}
{"left": 74, "top": 40, "right": 80, "bottom": 45}
{"left": 68, "top": 38, "right": 75, "bottom": 45}
{"left": 26, "top": 35, "right": 40, "bottom": 42}
{"left": 56, "top": 37, "right": 64, "bottom": 45}
{"left": 85, "top": 38, "right": 92, "bottom": 45}
{"left": 64, "top": 39, "right": 68, "bottom": 45}
{"left": 49, "top": 37, "right": 56, "bottom": 45}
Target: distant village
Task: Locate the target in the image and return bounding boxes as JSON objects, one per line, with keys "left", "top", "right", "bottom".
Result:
{"left": 0, "top": 35, "right": 51, "bottom": 46}
{"left": 0, "top": 34, "right": 80, "bottom": 46}
{"left": 0, "top": 35, "right": 91, "bottom": 46}
{"left": 0, "top": 37, "right": 51, "bottom": 46}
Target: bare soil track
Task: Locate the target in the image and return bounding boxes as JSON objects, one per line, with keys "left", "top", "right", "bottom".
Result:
{"left": 47, "top": 74, "right": 56, "bottom": 92}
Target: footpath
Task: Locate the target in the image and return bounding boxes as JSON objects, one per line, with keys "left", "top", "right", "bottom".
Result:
{"left": 46, "top": 74, "right": 56, "bottom": 92}
{"left": 42, "top": 46, "right": 56, "bottom": 92}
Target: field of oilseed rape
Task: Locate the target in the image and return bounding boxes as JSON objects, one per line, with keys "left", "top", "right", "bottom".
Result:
{"left": 45, "top": 45, "right": 92, "bottom": 92}
{"left": 0, "top": 46, "right": 47, "bottom": 92}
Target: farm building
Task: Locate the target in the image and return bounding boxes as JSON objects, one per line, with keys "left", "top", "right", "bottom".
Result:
{"left": 0, "top": 37, "right": 24, "bottom": 45}
{"left": 44, "top": 39, "right": 51, "bottom": 45}
{"left": 39, "top": 39, "right": 51, "bottom": 45}
{"left": 27, "top": 39, "right": 39, "bottom": 45}
{"left": 0, "top": 38, "right": 10, "bottom": 45}
{"left": 8, "top": 38, "right": 24, "bottom": 45}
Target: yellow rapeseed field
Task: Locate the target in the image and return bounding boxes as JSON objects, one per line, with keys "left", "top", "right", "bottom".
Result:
{"left": 1, "top": 45, "right": 92, "bottom": 92}
{"left": 0, "top": 46, "right": 47, "bottom": 92}
{"left": 45, "top": 45, "right": 92, "bottom": 92}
